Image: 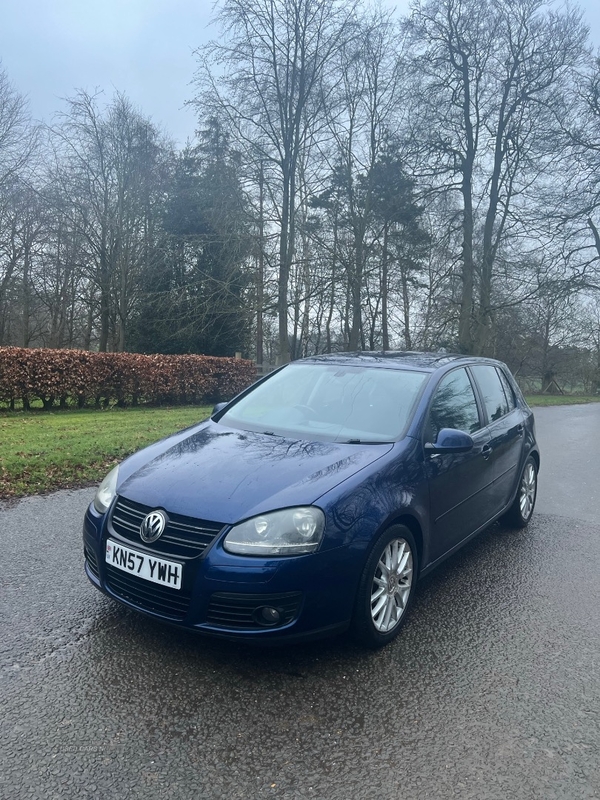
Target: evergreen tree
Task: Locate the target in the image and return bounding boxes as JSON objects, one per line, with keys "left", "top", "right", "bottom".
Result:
{"left": 133, "top": 119, "right": 253, "bottom": 356}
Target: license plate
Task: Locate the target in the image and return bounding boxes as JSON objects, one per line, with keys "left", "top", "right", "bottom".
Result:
{"left": 105, "top": 539, "right": 183, "bottom": 590}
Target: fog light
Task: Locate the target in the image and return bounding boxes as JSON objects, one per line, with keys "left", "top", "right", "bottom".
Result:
{"left": 255, "top": 606, "right": 282, "bottom": 627}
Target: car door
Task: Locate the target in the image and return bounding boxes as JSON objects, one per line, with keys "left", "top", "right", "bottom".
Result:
{"left": 424, "top": 367, "right": 495, "bottom": 562}
{"left": 469, "top": 365, "right": 524, "bottom": 516}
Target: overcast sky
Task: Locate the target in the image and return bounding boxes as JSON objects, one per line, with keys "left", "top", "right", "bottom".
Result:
{"left": 1, "top": 0, "right": 599, "bottom": 146}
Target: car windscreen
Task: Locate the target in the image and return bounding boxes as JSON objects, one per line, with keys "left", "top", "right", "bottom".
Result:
{"left": 217, "top": 363, "right": 428, "bottom": 443}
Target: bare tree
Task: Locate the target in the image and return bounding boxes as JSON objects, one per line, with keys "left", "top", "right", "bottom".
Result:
{"left": 0, "top": 66, "right": 38, "bottom": 189}
{"left": 194, "top": 0, "right": 354, "bottom": 363}
{"left": 564, "top": 56, "right": 600, "bottom": 287}
{"left": 0, "top": 67, "right": 40, "bottom": 344}
{"left": 403, "top": 0, "right": 588, "bottom": 354}
{"left": 49, "top": 90, "right": 167, "bottom": 351}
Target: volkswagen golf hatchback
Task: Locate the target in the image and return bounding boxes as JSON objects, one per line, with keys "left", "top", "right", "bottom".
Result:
{"left": 83, "top": 352, "right": 539, "bottom": 647}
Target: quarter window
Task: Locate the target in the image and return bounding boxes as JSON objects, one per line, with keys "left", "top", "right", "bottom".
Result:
{"left": 471, "top": 365, "right": 509, "bottom": 422}
{"left": 427, "top": 368, "right": 480, "bottom": 441}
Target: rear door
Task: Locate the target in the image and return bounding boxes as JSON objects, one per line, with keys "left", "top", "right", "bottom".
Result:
{"left": 424, "top": 367, "right": 495, "bottom": 561}
{"left": 469, "top": 365, "right": 524, "bottom": 516}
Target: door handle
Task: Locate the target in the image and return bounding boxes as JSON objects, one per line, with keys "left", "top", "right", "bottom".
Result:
{"left": 516, "top": 425, "right": 524, "bottom": 437}
{"left": 481, "top": 444, "right": 492, "bottom": 460}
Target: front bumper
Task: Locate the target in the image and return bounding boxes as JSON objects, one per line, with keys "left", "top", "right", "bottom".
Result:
{"left": 83, "top": 503, "right": 357, "bottom": 643}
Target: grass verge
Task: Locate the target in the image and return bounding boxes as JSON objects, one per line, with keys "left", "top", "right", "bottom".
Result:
{"left": 525, "top": 395, "right": 600, "bottom": 407}
{"left": 0, "top": 406, "right": 211, "bottom": 500}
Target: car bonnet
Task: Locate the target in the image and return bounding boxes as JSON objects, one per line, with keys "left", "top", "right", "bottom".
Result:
{"left": 115, "top": 420, "right": 394, "bottom": 524}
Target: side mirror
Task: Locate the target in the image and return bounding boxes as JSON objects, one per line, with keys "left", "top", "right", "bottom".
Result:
{"left": 424, "top": 428, "right": 474, "bottom": 455}
{"left": 211, "top": 402, "right": 228, "bottom": 417}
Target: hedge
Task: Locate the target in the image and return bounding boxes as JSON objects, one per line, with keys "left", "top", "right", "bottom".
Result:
{"left": 0, "top": 347, "right": 256, "bottom": 410}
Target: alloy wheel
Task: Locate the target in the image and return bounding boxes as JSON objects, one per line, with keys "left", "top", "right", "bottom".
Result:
{"left": 370, "top": 538, "right": 414, "bottom": 633}
{"left": 519, "top": 461, "right": 536, "bottom": 521}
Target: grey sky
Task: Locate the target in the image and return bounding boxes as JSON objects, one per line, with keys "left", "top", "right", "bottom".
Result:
{"left": 1, "top": 0, "right": 599, "bottom": 146}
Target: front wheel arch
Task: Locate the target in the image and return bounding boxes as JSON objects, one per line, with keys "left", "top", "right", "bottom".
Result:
{"left": 386, "top": 513, "right": 423, "bottom": 576}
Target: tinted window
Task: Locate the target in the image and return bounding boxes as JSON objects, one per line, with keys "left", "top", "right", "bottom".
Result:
{"left": 427, "top": 368, "right": 480, "bottom": 440}
{"left": 471, "top": 365, "right": 509, "bottom": 422}
{"left": 497, "top": 368, "right": 516, "bottom": 411}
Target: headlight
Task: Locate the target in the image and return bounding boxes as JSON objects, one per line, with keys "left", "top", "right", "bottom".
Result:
{"left": 93, "top": 465, "right": 119, "bottom": 514}
{"left": 223, "top": 507, "right": 325, "bottom": 556}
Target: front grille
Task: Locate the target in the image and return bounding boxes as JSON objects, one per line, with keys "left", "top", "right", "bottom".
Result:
{"left": 206, "top": 592, "right": 303, "bottom": 630}
{"left": 84, "top": 545, "right": 100, "bottom": 579}
{"left": 105, "top": 564, "right": 191, "bottom": 620}
{"left": 110, "top": 496, "right": 224, "bottom": 559}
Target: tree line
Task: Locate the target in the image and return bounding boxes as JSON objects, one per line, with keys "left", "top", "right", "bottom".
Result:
{"left": 2, "top": 0, "right": 600, "bottom": 392}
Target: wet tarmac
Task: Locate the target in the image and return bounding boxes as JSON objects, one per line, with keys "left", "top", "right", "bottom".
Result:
{"left": 1, "top": 405, "right": 599, "bottom": 799}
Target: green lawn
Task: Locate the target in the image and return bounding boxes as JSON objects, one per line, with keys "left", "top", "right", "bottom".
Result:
{"left": 525, "top": 395, "right": 600, "bottom": 407}
{"left": 0, "top": 405, "right": 211, "bottom": 499}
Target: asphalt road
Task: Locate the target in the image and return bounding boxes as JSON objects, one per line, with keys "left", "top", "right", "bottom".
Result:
{"left": 1, "top": 404, "right": 600, "bottom": 800}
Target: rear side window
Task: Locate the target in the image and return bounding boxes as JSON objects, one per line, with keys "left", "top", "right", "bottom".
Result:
{"left": 497, "top": 368, "right": 516, "bottom": 411}
{"left": 471, "top": 365, "right": 509, "bottom": 423}
{"left": 427, "top": 368, "right": 481, "bottom": 440}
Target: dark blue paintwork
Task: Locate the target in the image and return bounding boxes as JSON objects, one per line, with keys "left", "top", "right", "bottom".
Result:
{"left": 117, "top": 426, "right": 394, "bottom": 525}
{"left": 83, "top": 352, "right": 539, "bottom": 642}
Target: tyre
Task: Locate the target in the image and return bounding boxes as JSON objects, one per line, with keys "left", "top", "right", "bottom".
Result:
{"left": 351, "top": 525, "right": 418, "bottom": 648}
{"left": 501, "top": 455, "right": 537, "bottom": 528}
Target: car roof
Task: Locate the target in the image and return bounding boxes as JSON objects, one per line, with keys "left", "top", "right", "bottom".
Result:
{"left": 297, "top": 351, "right": 499, "bottom": 372}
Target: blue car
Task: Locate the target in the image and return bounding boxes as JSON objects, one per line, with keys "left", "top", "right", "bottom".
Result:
{"left": 83, "top": 352, "right": 539, "bottom": 647}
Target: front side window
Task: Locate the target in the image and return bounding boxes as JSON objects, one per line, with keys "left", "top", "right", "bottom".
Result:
{"left": 471, "top": 365, "right": 510, "bottom": 423}
{"left": 218, "top": 363, "right": 428, "bottom": 443}
{"left": 427, "top": 368, "right": 480, "bottom": 441}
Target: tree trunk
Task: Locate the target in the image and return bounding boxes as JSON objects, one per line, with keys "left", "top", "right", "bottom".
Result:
{"left": 457, "top": 56, "right": 476, "bottom": 355}
{"left": 325, "top": 206, "right": 339, "bottom": 353}
{"left": 277, "top": 165, "right": 293, "bottom": 364}
{"left": 256, "top": 162, "right": 265, "bottom": 365}
{"left": 98, "top": 223, "right": 110, "bottom": 352}
{"left": 348, "top": 233, "right": 363, "bottom": 351}
{"left": 400, "top": 261, "right": 412, "bottom": 349}
{"left": 22, "top": 238, "right": 30, "bottom": 347}
{"left": 382, "top": 223, "right": 389, "bottom": 350}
